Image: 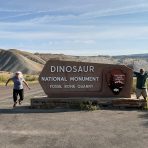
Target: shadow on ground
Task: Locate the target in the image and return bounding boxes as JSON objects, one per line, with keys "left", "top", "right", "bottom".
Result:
{"left": 0, "top": 105, "right": 147, "bottom": 114}
{"left": 0, "top": 106, "right": 80, "bottom": 114}
{"left": 138, "top": 110, "right": 148, "bottom": 127}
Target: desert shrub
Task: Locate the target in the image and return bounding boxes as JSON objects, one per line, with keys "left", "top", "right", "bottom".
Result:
{"left": 0, "top": 75, "right": 8, "bottom": 83}
{"left": 24, "top": 75, "right": 38, "bottom": 82}
{"left": 143, "top": 105, "right": 148, "bottom": 110}
{"left": 0, "top": 73, "right": 11, "bottom": 83}
{"left": 80, "top": 101, "right": 98, "bottom": 111}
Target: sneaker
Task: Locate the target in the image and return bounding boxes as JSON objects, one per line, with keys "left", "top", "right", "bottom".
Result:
{"left": 13, "top": 102, "right": 17, "bottom": 108}
{"left": 18, "top": 99, "right": 22, "bottom": 105}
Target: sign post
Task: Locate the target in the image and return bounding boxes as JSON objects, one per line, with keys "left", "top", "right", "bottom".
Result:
{"left": 39, "top": 60, "right": 133, "bottom": 98}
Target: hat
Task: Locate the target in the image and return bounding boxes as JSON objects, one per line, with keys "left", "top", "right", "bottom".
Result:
{"left": 15, "top": 71, "right": 22, "bottom": 74}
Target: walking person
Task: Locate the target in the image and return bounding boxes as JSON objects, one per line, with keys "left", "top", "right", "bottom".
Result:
{"left": 5, "top": 71, "right": 31, "bottom": 108}
{"left": 134, "top": 69, "right": 148, "bottom": 101}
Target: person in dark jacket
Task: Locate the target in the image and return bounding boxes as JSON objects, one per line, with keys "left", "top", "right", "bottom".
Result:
{"left": 5, "top": 71, "right": 31, "bottom": 108}
{"left": 134, "top": 69, "right": 148, "bottom": 101}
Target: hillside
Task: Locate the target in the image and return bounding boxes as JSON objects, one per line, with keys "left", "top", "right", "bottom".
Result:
{"left": 113, "top": 54, "right": 148, "bottom": 71}
{"left": 114, "top": 53, "right": 148, "bottom": 59}
{"left": 36, "top": 53, "right": 148, "bottom": 72}
{"left": 35, "top": 53, "right": 119, "bottom": 64}
{"left": 0, "top": 49, "right": 44, "bottom": 74}
{"left": 0, "top": 49, "right": 148, "bottom": 74}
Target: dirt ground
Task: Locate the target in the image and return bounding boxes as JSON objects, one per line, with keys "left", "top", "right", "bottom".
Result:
{"left": 0, "top": 84, "right": 148, "bottom": 148}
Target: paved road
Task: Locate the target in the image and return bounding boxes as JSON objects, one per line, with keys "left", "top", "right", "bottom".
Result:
{"left": 0, "top": 84, "right": 148, "bottom": 148}
{"left": 0, "top": 108, "right": 148, "bottom": 148}
{"left": 0, "top": 83, "right": 44, "bottom": 108}
{"left": 0, "top": 83, "right": 44, "bottom": 99}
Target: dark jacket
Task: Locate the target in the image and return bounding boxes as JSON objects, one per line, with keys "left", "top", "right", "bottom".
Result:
{"left": 134, "top": 72, "right": 148, "bottom": 89}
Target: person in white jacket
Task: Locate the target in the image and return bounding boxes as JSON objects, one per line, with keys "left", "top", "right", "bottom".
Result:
{"left": 5, "top": 71, "right": 31, "bottom": 108}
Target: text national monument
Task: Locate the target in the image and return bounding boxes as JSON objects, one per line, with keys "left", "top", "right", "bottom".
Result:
{"left": 39, "top": 60, "right": 133, "bottom": 98}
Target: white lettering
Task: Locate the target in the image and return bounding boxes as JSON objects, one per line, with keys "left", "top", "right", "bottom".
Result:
{"left": 41, "top": 77, "right": 67, "bottom": 82}
{"left": 70, "top": 77, "right": 99, "bottom": 82}
{"left": 64, "top": 85, "right": 75, "bottom": 88}
{"left": 90, "top": 66, "right": 94, "bottom": 72}
{"left": 78, "top": 66, "right": 83, "bottom": 72}
{"left": 73, "top": 66, "right": 77, "bottom": 72}
{"left": 77, "top": 85, "right": 93, "bottom": 88}
{"left": 50, "top": 65, "right": 95, "bottom": 73}
{"left": 51, "top": 66, "right": 56, "bottom": 72}
{"left": 59, "top": 66, "right": 65, "bottom": 72}
{"left": 66, "top": 66, "right": 72, "bottom": 72}
{"left": 50, "top": 85, "right": 62, "bottom": 88}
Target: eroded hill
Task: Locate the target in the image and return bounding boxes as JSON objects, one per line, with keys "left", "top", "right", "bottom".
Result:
{"left": 0, "top": 49, "right": 44, "bottom": 74}
{"left": 0, "top": 49, "right": 148, "bottom": 74}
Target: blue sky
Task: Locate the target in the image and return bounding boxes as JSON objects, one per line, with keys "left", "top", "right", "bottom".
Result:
{"left": 0, "top": 0, "right": 148, "bottom": 55}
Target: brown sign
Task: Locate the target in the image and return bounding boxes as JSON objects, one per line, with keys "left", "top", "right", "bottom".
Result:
{"left": 39, "top": 60, "right": 133, "bottom": 98}
{"left": 106, "top": 69, "right": 126, "bottom": 95}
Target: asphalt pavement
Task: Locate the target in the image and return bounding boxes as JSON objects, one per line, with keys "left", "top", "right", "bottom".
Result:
{"left": 0, "top": 84, "right": 148, "bottom": 148}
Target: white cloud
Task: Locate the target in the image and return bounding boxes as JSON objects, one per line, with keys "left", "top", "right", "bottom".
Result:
{"left": 63, "top": 39, "right": 96, "bottom": 44}
{"left": 1, "top": 0, "right": 148, "bottom": 55}
{"left": 1, "top": 1, "right": 148, "bottom": 23}
{"left": 1, "top": 25, "right": 148, "bottom": 40}
{"left": 81, "top": 3, "right": 148, "bottom": 18}
{"left": 10, "top": 3, "right": 148, "bottom": 25}
{"left": 0, "top": 12, "right": 34, "bottom": 21}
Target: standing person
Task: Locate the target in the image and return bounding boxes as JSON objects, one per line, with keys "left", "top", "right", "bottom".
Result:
{"left": 134, "top": 69, "right": 148, "bottom": 101}
{"left": 5, "top": 71, "right": 31, "bottom": 108}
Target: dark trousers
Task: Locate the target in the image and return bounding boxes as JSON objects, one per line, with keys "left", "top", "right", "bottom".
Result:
{"left": 13, "top": 89, "right": 24, "bottom": 102}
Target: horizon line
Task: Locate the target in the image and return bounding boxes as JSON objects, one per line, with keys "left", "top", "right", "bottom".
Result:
{"left": 1, "top": 48, "right": 148, "bottom": 57}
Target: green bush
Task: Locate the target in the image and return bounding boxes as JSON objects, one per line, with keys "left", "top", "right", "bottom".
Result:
{"left": 80, "top": 101, "right": 98, "bottom": 111}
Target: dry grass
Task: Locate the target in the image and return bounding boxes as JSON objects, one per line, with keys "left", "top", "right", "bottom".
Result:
{"left": 23, "top": 74, "right": 39, "bottom": 82}
{"left": 0, "top": 71, "right": 38, "bottom": 85}
{"left": 0, "top": 71, "right": 13, "bottom": 85}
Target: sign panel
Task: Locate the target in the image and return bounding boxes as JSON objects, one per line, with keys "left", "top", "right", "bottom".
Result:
{"left": 39, "top": 60, "right": 133, "bottom": 98}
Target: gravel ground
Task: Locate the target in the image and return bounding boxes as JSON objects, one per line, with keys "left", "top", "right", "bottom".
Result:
{"left": 0, "top": 108, "right": 148, "bottom": 148}
{"left": 0, "top": 84, "right": 148, "bottom": 148}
